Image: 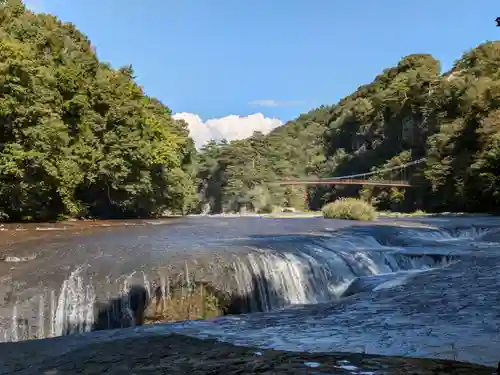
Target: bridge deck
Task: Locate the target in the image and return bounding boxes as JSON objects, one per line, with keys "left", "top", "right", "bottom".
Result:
{"left": 275, "top": 179, "right": 410, "bottom": 187}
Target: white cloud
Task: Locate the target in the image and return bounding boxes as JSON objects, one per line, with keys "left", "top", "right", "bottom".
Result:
{"left": 173, "top": 112, "right": 283, "bottom": 149}
{"left": 248, "top": 99, "right": 304, "bottom": 108}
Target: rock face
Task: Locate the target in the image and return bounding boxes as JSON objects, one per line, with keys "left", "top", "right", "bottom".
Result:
{"left": 0, "top": 332, "right": 494, "bottom": 375}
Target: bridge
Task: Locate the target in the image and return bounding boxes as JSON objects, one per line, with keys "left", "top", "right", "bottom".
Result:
{"left": 275, "top": 158, "right": 426, "bottom": 187}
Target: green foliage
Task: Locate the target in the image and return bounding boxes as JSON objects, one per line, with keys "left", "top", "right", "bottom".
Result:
{"left": 194, "top": 108, "right": 330, "bottom": 213}
{"left": 322, "top": 198, "right": 377, "bottom": 221}
{"left": 0, "top": 1, "right": 196, "bottom": 220}
{"left": 196, "top": 41, "right": 500, "bottom": 215}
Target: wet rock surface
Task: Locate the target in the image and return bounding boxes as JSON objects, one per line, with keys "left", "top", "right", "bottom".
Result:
{"left": 1, "top": 215, "right": 499, "bottom": 372}
{"left": 0, "top": 333, "right": 495, "bottom": 375}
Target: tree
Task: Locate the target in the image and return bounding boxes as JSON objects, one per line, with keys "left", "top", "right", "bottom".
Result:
{"left": 0, "top": 1, "right": 196, "bottom": 220}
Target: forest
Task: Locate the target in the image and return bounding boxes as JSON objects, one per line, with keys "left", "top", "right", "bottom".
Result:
{"left": 0, "top": 1, "right": 197, "bottom": 220}
{"left": 1, "top": 1, "right": 499, "bottom": 221}
{"left": 196, "top": 45, "right": 500, "bottom": 214}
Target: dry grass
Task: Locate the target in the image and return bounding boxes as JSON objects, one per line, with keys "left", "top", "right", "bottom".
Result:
{"left": 144, "top": 282, "right": 227, "bottom": 324}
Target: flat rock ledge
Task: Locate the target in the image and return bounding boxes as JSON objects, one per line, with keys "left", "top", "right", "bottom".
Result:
{"left": 0, "top": 333, "right": 494, "bottom": 375}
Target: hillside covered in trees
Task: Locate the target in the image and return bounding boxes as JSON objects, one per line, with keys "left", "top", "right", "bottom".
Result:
{"left": 196, "top": 42, "right": 500, "bottom": 214}
{"left": 0, "top": 1, "right": 197, "bottom": 221}
{"left": 1, "top": 1, "right": 499, "bottom": 221}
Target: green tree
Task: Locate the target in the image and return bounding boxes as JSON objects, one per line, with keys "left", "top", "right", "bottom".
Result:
{"left": 0, "top": 1, "right": 196, "bottom": 220}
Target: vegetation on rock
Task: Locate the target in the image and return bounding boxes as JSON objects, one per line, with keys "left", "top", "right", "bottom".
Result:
{"left": 145, "top": 281, "right": 227, "bottom": 323}
{"left": 322, "top": 198, "right": 377, "bottom": 221}
{"left": 0, "top": 1, "right": 196, "bottom": 221}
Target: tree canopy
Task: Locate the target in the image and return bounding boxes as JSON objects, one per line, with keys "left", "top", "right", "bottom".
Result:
{"left": 196, "top": 42, "right": 500, "bottom": 214}
{"left": 0, "top": 0, "right": 196, "bottom": 220}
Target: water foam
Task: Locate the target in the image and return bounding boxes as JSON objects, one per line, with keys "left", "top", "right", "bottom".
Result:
{"left": 400, "top": 226, "right": 492, "bottom": 242}
{"left": 229, "top": 233, "right": 454, "bottom": 312}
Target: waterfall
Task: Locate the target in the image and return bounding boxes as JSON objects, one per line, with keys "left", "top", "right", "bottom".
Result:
{"left": 1, "top": 267, "right": 154, "bottom": 342}
{"left": 230, "top": 244, "right": 455, "bottom": 313}
{"left": 53, "top": 266, "right": 96, "bottom": 336}
{"left": 1, "top": 225, "right": 480, "bottom": 343}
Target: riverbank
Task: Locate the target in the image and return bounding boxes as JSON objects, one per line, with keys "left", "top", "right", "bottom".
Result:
{"left": 191, "top": 209, "right": 495, "bottom": 219}
{"left": 0, "top": 210, "right": 491, "bottom": 229}
{"left": 0, "top": 332, "right": 494, "bottom": 375}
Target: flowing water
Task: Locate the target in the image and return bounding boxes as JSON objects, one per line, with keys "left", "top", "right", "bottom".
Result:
{"left": 0, "top": 215, "right": 499, "bottom": 368}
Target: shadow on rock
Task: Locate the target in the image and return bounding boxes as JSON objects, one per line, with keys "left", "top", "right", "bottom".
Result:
{"left": 92, "top": 285, "right": 149, "bottom": 331}
{"left": 64, "top": 271, "right": 289, "bottom": 334}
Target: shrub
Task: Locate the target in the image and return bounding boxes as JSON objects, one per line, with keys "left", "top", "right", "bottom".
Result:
{"left": 412, "top": 209, "right": 426, "bottom": 216}
{"left": 258, "top": 204, "right": 279, "bottom": 214}
{"left": 322, "top": 198, "right": 377, "bottom": 221}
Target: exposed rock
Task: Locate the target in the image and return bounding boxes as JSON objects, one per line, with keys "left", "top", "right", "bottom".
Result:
{"left": 0, "top": 255, "right": 37, "bottom": 263}
{"left": 0, "top": 333, "right": 494, "bottom": 375}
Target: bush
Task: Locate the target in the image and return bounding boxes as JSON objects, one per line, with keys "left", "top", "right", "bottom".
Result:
{"left": 322, "top": 198, "right": 377, "bottom": 221}
{"left": 258, "top": 204, "right": 280, "bottom": 214}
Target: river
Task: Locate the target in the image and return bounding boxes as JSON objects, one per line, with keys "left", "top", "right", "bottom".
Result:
{"left": 0, "top": 215, "right": 499, "bottom": 369}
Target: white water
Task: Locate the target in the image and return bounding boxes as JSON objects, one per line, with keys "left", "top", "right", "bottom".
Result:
{"left": 53, "top": 266, "right": 96, "bottom": 336}
{"left": 231, "top": 241, "right": 454, "bottom": 312}
{"left": 0, "top": 226, "right": 484, "bottom": 343}
{"left": 398, "top": 226, "right": 493, "bottom": 242}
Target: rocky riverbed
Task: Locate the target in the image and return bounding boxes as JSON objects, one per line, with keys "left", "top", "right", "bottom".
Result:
{"left": 0, "top": 332, "right": 495, "bottom": 374}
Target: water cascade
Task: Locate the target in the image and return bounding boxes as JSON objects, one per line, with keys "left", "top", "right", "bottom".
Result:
{"left": 1, "top": 225, "right": 486, "bottom": 343}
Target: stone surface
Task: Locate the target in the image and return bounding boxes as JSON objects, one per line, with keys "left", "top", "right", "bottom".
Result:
{"left": 0, "top": 333, "right": 495, "bottom": 374}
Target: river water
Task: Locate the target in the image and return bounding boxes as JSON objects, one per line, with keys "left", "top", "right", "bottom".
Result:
{"left": 0, "top": 215, "right": 499, "bottom": 367}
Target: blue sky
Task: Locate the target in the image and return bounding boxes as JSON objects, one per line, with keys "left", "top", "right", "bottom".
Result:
{"left": 26, "top": 0, "right": 499, "bottom": 147}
